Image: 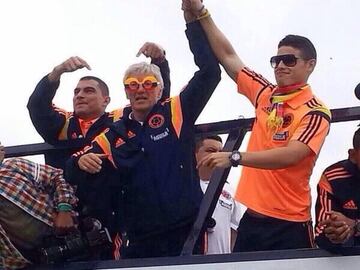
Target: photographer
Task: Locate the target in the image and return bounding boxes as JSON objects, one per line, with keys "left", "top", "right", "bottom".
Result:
{"left": 0, "top": 144, "right": 77, "bottom": 269}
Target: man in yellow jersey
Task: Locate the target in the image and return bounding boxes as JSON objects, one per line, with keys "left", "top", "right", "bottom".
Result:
{"left": 184, "top": 0, "right": 331, "bottom": 251}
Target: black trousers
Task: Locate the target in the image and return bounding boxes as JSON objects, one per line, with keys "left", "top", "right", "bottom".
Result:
{"left": 233, "top": 211, "right": 314, "bottom": 252}
{"left": 121, "top": 224, "right": 204, "bottom": 259}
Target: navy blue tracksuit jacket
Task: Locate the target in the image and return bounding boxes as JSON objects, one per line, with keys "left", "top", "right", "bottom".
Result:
{"left": 66, "top": 21, "right": 221, "bottom": 245}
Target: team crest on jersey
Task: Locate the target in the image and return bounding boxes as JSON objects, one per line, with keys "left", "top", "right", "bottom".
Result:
{"left": 272, "top": 131, "right": 289, "bottom": 141}
{"left": 282, "top": 113, "right": 294, "bottom": 128}
{"left": 71, "top": 132, "right": 78, "bottom": 139}
{"left": 148, "top": 114, "right": 165, "bottom": 129}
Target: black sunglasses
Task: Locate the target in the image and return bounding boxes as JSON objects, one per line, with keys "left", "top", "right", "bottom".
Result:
{"left": 270, "top": 54, "right": 301, "bottom": 68}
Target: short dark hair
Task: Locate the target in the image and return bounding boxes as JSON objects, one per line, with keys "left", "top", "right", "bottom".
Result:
{"left": 80, "top": 76, "right": 109, "bottom": 96}
{"left": 353, "top": 128, "right": 360, "bottom": 149}
{"left": 195, "top": 135, "right": 223, "bottom": 152}
{"left": 278, "top": 35, "right": 317, "bottom": 60}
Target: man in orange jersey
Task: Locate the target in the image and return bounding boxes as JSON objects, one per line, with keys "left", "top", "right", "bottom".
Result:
{"left": 315, "top": 128, "right": 360, "bottom": 253}
{"left": 184, "top": 0, "right": 331, "bottom": 251}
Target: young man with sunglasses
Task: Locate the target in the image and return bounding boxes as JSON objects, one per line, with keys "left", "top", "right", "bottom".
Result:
{"left": 183, "top": 0, "right": 331, "bottom": 252}
{"left": 65, "top": 10, "right": 221, "bottom": 259}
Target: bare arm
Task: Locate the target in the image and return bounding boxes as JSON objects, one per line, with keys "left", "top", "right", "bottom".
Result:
{"left": 240, "top": 141, "right": 312, "bottom": 169}
{"left": 185, "top": 0, "right": 244, "bottom": 81}
{"left": 198, "top": 140, "right": 312, "bottom": 170}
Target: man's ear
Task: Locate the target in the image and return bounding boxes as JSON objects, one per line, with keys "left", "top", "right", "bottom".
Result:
{"left": 307, "top": 59, "right": 316, "bottom": 74}
{"left": 125, "top": 91, "right": 130, "bottom": 100}
{"left": 349, "top": 148, "right": 356, "bottom": 163}
{"left": 157, "top": 88, "right": 163, "bottom": 101}
{"left": 104, "top": 96, "right": 111, "bottom": 107}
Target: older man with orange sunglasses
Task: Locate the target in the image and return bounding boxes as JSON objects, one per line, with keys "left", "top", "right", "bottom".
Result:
{"left": 66, "top": 8, "right": 221, "bottom": 259}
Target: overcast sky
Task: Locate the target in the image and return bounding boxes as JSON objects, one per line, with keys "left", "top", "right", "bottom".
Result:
{"left": 1, "top": 0, "right": 360, "bottom": 215}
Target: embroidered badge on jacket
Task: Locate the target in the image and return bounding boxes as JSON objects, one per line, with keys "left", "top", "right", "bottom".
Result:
{"left": 272, "top": 131, "right": 289, "bottom": 141}
{"left": 148, "top": 114, "right": 165, "bottom": 129}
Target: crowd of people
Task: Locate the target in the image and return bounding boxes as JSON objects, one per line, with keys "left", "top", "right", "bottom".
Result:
{"left": 1, "top": 0, "right": 359, "bottom": 269}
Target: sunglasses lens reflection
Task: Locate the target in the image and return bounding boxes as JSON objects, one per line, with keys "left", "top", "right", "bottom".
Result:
{"left": 129, "top": 81, "right": 140, "bottom": 90}
{"left": 270, "top": 55, "right": 297, "bottom": 68}
{"left": 143, "top": 80, "right": 155, "bottom": 90}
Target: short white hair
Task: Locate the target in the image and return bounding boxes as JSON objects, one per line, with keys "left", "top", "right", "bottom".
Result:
{"left": 123, "top": 62, "right": 164, "bottom": 91}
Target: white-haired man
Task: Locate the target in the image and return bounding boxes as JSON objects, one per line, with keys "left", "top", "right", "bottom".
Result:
{"left": 66, "top": 9, "right": 221, "bottom": 258}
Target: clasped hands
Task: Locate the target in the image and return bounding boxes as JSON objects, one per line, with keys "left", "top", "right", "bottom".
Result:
{"left": 320, "top": 211, "right": 356, "bottom": 244}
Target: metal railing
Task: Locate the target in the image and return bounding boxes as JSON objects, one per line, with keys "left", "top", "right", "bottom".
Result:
{"left": 4, "top": 106, "right": 360, "bottom": 265}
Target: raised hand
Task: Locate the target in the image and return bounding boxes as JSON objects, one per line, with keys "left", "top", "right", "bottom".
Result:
{"left": 182, "top": 0, "right": 205, "bottom": 22}
{"left": 181, "top": 0, "right": 192, "bottom": 11}
{"left": 182, "top": 0, "right": 204, "bottom": 15}
{"left": 136, "top": 42, "right": 166, "bottom": 63}
{"left": 48, "top": 56, "right": 91, "bottom": 82}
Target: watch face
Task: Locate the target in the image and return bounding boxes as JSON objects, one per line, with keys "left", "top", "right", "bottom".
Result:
{"left": 232, "top": 152, "right": 241, "bottom": 161}
{"left": 230, "top": 151, "right": 241, "bottom": 167}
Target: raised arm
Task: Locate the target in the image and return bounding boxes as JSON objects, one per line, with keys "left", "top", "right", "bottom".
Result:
{"left": 183, "top": 0, "right": 244, "bottom": 81}
{"left": 137, "top": 42, "right": 171, "bottom": 100}
{"left": 27, "top": 57, "right": 91, "bottom": 143}
{"left": 176, "top": 11, "right": 221, "bottom": 124}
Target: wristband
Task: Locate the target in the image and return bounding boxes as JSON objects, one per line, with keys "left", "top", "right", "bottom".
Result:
{"left": 57, "top": 203, "right": 72, "bottom": 212}
{"left": 197, "top": 9, "right": 210, "bottom": 21}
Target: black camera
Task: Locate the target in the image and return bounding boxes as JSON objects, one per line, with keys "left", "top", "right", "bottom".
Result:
{"left": 39, "top": 218, "right": 112, "bottom": 264}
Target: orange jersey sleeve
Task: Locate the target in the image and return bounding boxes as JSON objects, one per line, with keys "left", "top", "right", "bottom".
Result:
{"left": 236, "top": 67, "right": 274, "bottom": 106}
{"left": 291, "top": 111, "right": 330, "bottom": 155}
